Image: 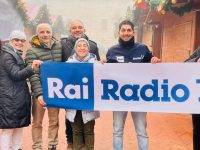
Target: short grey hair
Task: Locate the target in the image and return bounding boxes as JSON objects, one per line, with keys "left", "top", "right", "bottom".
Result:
{"left": 36, "top": 23, "right": 52, "bottom": 34}
{"left": 69, "top": 19, "right": 84, "bottom": 29}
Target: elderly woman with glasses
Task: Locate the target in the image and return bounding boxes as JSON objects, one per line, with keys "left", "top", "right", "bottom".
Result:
{"left": 0, "top": 30, "right": 41, "bottom": 150}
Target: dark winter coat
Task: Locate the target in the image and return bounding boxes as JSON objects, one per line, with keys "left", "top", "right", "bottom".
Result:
{"left": 106, "top": 40, "right": 153, "bottom": 63}
{"left": 0, "top": 44, "right": 34, "bottom": 129}
{"left": 25, "top": 35, "right": 62, "bottom": 99}
{"left": 61, "top": 35, "right": 100, "bottom": 61}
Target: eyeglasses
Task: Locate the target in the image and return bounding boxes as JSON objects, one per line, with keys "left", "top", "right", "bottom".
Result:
{"left": 13, "top": 39, "right": 26, "bottom": 43}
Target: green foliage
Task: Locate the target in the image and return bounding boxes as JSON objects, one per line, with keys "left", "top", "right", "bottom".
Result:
{"left": 132, "top": 0, "right": 193, "bottom": 29}
{"left": 148, "top": 0, "right": 193, "bottom": 16}
{"left": 52, "top": 15, "right": 68, "bottom": 38}
{"left": 9, "top": 0, "right": 30, "bottom": 27}
{"left": 164, "top": 1, "right": 193, "bottom": 16}
{"left": 52, "top": 16, "right": 64, "bottom": 33}
{"left": 149, "top": 0, "right": 165, "bottom": 10}
{"left": 126, "top": 6, "right": 133, "bottom": 21}
{"left": 33, "top": 4, "right": 52, "bottom": 25}
{"left": 30, "top": 4, "right": 52, "bottom": 33}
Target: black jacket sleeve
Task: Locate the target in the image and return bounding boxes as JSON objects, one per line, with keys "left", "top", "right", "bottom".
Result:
{"left": 25, "top": 49, "right": 43, "bottom": 99}
{"left": 92, "top": 46, "right": 100, "bottom": 61}
{"left": 61, "top": 38, "right": 73, "bottom": 62}
{"left": 142, "top": 45, "right": 153, "bottom": 63}
{"left": 2, "top": 53, "right": 34, "bottom": 81}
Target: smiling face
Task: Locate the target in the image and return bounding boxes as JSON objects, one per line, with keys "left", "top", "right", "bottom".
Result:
{"left": 37, "top": 24, "right": 52, "bottom": 45}
{"left": 118, "top": 24, "right": 134, "bottom": 42}
{"left": 70, "top": 20, "right": 85, "bottom": 38}
{"left": 10, "top": 38, "right": 26, "bottom": 51}
{"left": 75, "top": 40, "right": 89, "bottom": 59}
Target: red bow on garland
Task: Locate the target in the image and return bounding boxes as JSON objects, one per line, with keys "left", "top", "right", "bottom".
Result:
{"left": 134, "top": 0, "right": 149, "bottom": 10}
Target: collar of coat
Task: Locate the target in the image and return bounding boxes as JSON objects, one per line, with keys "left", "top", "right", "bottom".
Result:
{"left": 30, "top": 35, "right": 57, "bottom": 49}
{"left": 68, "top": 53, "right": 96, "bottom": 63}
{"left": 1, "top": 44, "right": 24, "bottom": 65}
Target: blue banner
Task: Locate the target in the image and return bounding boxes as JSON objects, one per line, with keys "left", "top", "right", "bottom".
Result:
{"left": 40, "top": 62, "right": 94, "bottom": 110}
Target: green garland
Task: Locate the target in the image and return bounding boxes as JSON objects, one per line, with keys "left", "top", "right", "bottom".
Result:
{"left": 149, "top": 0, "right": 167, "bottom": 10}
{"left": 164, "top": 1, "right": 193, "bottom": 16}
{"left": 148, "top": 0, "right": 193, "bottom": 16}
{"left": 132, "top": 0, "right": 194, "bottom": 28}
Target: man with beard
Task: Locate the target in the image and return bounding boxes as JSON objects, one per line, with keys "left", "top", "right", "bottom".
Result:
{"left": 61, "top": 19, "right": 100, "bottom": 149}
{"left": 106, "top": 20, "right": 160, "bottom": 150}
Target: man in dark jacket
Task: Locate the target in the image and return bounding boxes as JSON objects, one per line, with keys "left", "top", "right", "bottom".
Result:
{"left": 106, "top": 20, "right": 160, "bottom": 150}
{"left": 26, "top": 23, "right": 62, "bottom": 150}
{"left": 61, "top": 19, "right": 100, "bottom": 149}
{"left": 61, "top": 19, "right": 100, "bottom": 61}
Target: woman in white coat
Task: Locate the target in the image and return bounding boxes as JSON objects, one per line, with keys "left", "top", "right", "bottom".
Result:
{"left": 66, "top": 38, "right": 100, "bottom": 150}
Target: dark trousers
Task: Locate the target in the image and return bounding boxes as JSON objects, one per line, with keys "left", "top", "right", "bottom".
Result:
{"left": 192, "top": 114, "right": 200, "bottom": 150}
{"left": 65, "top": 119, "right": 73, "bottom": 144}
{"left": 71, "top": 110, "right": 95, "bottom": 150}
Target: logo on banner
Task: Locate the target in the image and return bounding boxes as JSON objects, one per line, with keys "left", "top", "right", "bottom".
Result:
{"left": 41, "top": 63, "right": 95, "bottom": 110}
{"left": 46, "top": 65, "right": 94, "bottom": 101}
{"left": 101, "top": 79, "right": 190, "bottom": 102}
{"left": 48, "top": 77, "right": 90, "bottom": 99}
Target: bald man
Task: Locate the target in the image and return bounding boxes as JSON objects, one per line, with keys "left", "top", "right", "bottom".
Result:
{"left": 26, "top": 23, "right": 62, "bottom": 150}
{"left": 61, "top": 19, "right": 100, "bottom": 61}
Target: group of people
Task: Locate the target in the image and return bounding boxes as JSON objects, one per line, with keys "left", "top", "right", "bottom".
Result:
{"left": 0, "top": 19, "right": 199, "bottom": 150}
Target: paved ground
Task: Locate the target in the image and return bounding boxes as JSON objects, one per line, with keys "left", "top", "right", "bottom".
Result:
{"left": 20, "top": 110, "right": 193, "bottom": 150}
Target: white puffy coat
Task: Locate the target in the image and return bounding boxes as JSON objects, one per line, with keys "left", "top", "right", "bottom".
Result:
{"left": 65, "top": 53, "right": 100, "bottom": 123}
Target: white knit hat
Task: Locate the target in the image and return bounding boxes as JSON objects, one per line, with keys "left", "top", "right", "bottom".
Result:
{"left": 9, "top": 30, "right": 26, "bottom": 41}
{"left": 74, "top": 38, "right": 90, "bottom": 50}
